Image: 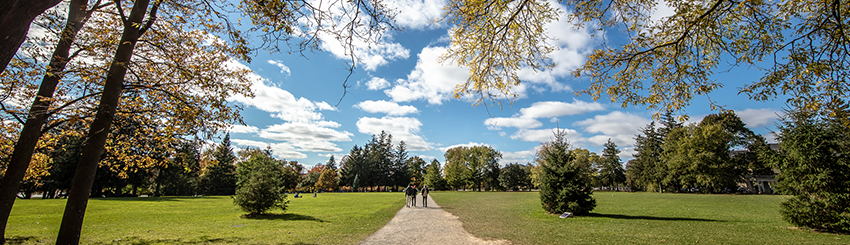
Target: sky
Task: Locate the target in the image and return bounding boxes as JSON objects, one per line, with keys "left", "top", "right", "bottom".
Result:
{"left": 218, "top": 0, "right": 786, "bottom": 169}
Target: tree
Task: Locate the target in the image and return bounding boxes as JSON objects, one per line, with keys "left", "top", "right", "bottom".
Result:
{"left": 767, "top": 108, "right": 850, "bottom": 231}
{"left": 0, "top": 0, "right": 63, "bottom": 74}
{"left": 444, "top": 147, "right": 471, "bottom": 190}
{"left": 442, "top": 0, "right": 850, "bottom": 118}
{"left": 233, "top": 153, "right": 288, "bottom": 216}
{"left": 538, "top": 129, "right": 595, "bottom": 215}
{"left": 315, "top": 168, "right": 338, "bottom": 191}
{"left": 390, "top": 141, "right": 410, "bottom": 190}
{"left": 599, "top": 139, "right": 625, "bottom": 191}
{"left": 423, "top": 159, "right": 447, "bottom": 191}
{"left": 499, "top": 163, "right": 531, "bottom": 191}
{"left": 406, "top": 156, "right": 427, "bottom": 187}
{"left": 662, "top": 123, "right": 738, "bottom": 193}
{"left": 628, "top": 122, "right": 665, "bottom": 192}
{"left": 199, "top": 134, "right": 237, "bottom": 195}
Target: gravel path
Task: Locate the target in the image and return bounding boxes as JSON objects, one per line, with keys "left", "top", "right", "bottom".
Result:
{"left": 359, "top": 194, "right": 510, "bottom": 245}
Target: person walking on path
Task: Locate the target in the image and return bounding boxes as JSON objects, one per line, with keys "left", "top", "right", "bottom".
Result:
{"left": 420, "top": 185, "right": 429, "bottom": 207}
{"left": 411, "top": 185, "right": 419, "bottom": 207}
{"left": 403, "top": 185, "right": 412, "bottom": 208}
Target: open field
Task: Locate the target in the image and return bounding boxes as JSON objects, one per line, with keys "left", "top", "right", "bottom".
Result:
{"left": 5, "top": 193, "right": 403, "bottom": 244}
{"left": 433, "top": 191, "right": 849, "bottom": 244}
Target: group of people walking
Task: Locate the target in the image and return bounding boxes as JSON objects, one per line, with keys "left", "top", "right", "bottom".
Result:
{"left": 404, "top": 185, "right": 428, "bottom": 208}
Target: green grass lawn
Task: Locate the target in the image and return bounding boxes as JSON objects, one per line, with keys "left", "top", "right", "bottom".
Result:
{"left": 432, "top": 191, "right": 849, "bottom": 244}
{"left": 5, "top": 193, "right": 404, "bottom": 244}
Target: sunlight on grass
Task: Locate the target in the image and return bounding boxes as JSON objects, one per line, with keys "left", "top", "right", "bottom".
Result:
{"left": 433, "top": 191, "right": 849, "bottom": 244}
{"left": 6, "top": 193, "right": 404, "bottom": 244}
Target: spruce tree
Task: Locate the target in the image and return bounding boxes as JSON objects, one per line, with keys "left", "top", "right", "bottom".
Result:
{"left": 200, "top": 133, "right": 237, "bottom": 195}
{"left": 538, "top": 129, "right": 595, "bottom": 215}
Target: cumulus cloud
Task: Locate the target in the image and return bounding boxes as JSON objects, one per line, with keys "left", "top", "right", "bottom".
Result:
{"left": 501, "top": 147, "right": 540, "bottom": 165}
{"left": 384, "top": 0, "right": 445, "bottom": 29}
{"left": 267, "top": 60, "right": 291, "bottom": 76}
{"left": 737, "top": 108, "right": 780, "bottom": 127}
{"left": 356, "top": 116, "right": 431, "bottom": 151}
{"left": 485, "top": 99, "right": 605, "bottom": 130}
{"left": 511, "top": 128, "right": 583, "bottom": 143}
{"left": 516, "top": 2, "right": 597, "bottom": 92}
{"left": 385, "top": 46, "right": 469, "bottom": 104}
{"left": 229, "top": 124, "right": 259, "bottom": 134}
{"left": 365, "top": 77, "right": 391, "bottom": 90}
{"left": 230, "top": 139, "right": 308, "bottom": 159}
{"left": 574, "top": 111, "right": 651, "bottom": 146}
{"left": 226, "top": 60, "right": 352, "bottom": 159}
{"left": 354, "top": 100, "right": 419, "bottom": 116}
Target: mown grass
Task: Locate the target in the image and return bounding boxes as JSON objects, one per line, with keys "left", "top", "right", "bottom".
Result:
{"left": 433, "top": 191, "right": 849, "bottom": 244}
{"left": 5, "top": 193, "right": 403, "bottom": 244}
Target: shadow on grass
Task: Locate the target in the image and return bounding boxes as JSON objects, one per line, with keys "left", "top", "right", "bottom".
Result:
{"left": 241, "top": 213, "right": 326, "bottom": 222}
{"left": 92, "top": 196, "right": 198, "bottom": 202}
{"left": 4, "top": 236, "right": 38, "bottom": 244}
{"left": 587, "top": 213, "right": 721, "bottom": 222}
{"left": 110, "top": 236, "right": 250, "bottom": 244}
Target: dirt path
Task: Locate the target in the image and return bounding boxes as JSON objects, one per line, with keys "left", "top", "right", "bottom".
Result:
{"left": 359, "top": 194, "right": 510, "bottom": 245}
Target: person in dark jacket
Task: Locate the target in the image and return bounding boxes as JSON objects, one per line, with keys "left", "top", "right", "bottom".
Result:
{"left": 420, "top": 185, "right": 429, "bottom": 207}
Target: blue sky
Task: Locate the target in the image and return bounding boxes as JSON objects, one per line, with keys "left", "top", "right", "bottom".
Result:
{"left": 219, "top": 0, "right": 786, "bottom": 169}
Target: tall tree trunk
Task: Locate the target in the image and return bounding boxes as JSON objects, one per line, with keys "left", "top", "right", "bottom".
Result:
{"left": 0, "top": 1, "right": 89, "bottom": 243}
{"left": 0, "top": 0, "right": 62, "bottom": 74}
{"left": 56, "top": 1, "right": 152, "bottom": 243}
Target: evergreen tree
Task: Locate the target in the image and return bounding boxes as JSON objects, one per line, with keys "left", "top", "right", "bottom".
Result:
{"left": 628, "top": 122, "right": 665, "bottom": 192}
{"left": 499, "top": 163, "right": 531, "bottom": 191}
{"left": 599, "top": 139, "right": 625, "bottom": 191}
{"left": 768, "top": 108, "right": 850, "bottom": 231}
{"left": 199, "top": 133, "right": 237, "bottom": 195}
{"left": 424, "top": 159, "right": 447, "bottom": 190}
{"left": 390, "top": 141, "right": 411, "bottom": 190}
{"left": 233, "top": 153, "right": 288, "bottom": 215}
{"left": 538, "top": 129, "right": 595, "bottom": 215}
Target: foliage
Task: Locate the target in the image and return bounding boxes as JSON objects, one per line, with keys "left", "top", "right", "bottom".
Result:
{"left": 662, "top": 123, "right": 738, "bottom": 193}
{"left": 442, "top": 0, "right": 850, "bottom": 117}
{"left": 768, "top": 109, "right": 850, "bottom": 231}
{"left": 315, "top": 168, "right": 339, "bottom": 191}
{"left": 406, "top": 156, "right": 427, "bottom": 187}
{"left": 627, "top": 122, "right": 666, "bottom": 192}
{"left": 537, "top": 129, "right": 595, "bottom": 215}
{"left": 498, "top": 163, "right": 531, "bottom": 191}
{"left": 424, "top": 159, "right": 447, "bottom": 190}
{"left": 199, "top": 134, "right": 237, "bottom": 195}
{"left": 598, "top": 139, "right": 625, "bottom": 190}
{"left": 233, "top": 153, "right": 288, "bottom": 215}
{"left": 443, "top": 145, "right": 502, "bottom": 191}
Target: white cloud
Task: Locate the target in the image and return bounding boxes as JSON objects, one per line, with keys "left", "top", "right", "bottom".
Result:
{"left": 226, "top": 60, "right": 352, "bottom": 157}
{"left": 520, "top": 100, "right": 606, "bottom": 118}
{"left": 384, "top": 0, "right": 445, "bottom": 29}
{"left": 737, "top": 108, "right": 780, "bottom": 127}
{"left": 516, "top": 2, "right": 597, "bottom": 92}
{"left": 259, "top": 122, "right": 353, "bottom": 152}
{"left": 356, "top": 116, "right": 431, "bottom": 150}
{"left": 502, "top": 147, "right": 540, "bottom": 164}
{"left": 229, "top": 124, "right": 259, "bottom": 134}
{"left": 231, "top": 139, "right": 307, "bottom": 159}
{"left": 485, "top": 100, "right": 605, "bottom": 131}
{"left": 267, "top": 60, "right": 291, "bottom": 76}
{"left": 354, "top": 100, "right": 419, "bottom": 116}
{"left": 365, "top": 77, "right": 391, "bottom": 90}
{"left": 385, "top": 46, "right": 469, "bottom": 104}
{"left": 574, "top": 111, "right": 651, "bottom": 147}
{"left": 418, "top": 155, "right": 438, "bottom": 160}
{"left": 511, "top": 128, "right": 583, "bottom": 143}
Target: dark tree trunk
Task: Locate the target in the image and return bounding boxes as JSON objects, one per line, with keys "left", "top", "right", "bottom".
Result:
{"left": 0, "top": 1, "right": 89, "bottom": 243}
{"left": 0, "top": 0, "right": 62, "bottom": 74}
{"left": 55, "top": 1, "right": 153, "bottom": 244}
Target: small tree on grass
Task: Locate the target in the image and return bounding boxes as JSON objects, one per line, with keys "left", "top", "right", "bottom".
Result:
{"left": 233, "top": 154, "right": 288, "bottom": 216}
{"left": 538, "top": 129, "right": 596, "bottom": 215}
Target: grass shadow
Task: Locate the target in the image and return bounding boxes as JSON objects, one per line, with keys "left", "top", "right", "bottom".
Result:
{"left": 586, "top": 213, "right": 722, "bottom": 222}
{"left": 4, "top": 236, "right": 38, "bottom": 244}
{"left": 109, "top": 235, "right": 245, "bottom": 244}
{"left": 241, "top": 213, "right": 326, "bottom": 222}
